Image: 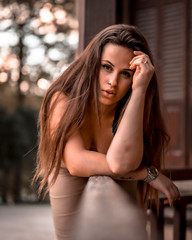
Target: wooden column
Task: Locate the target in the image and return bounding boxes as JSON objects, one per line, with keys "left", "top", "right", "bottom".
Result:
{"left": 77, "top": 0, "right": 117, "bottom": 53}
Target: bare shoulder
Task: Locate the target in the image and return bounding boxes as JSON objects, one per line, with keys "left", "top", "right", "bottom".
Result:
{"left": 50, "top": 91, "right": 68, "bottom": 110}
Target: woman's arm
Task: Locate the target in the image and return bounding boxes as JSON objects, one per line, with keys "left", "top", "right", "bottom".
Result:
{"left": 149, "top": 173, "right": 180, "bottom": 207}
{"left": 106, "top": 89, "right": 146, "bottom": 174}
{"left": 116, "top": 168, "right": 180, "bottom": 207}
{"left": 63, "top": 131, "right": 180, "bottom": 207}
{"left": 106, "top": 51, "right": 154, "bottom": 175}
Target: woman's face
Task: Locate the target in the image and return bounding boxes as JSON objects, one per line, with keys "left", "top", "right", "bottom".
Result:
{"left": 98, "top": 43, "right": 134, "bottom": 107}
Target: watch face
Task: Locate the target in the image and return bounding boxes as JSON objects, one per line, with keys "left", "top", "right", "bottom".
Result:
{"left": 149, "top": 166, "right": 158, "bottom": 177}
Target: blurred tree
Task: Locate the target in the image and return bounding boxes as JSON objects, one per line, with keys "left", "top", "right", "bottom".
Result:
{"left": 0, "top": 107, "right": 38, "bottom": 203}
{"left": 0, "top": 0, "right": 78, "bottom": 105}
{"left": 0, "top": 0, "right": 78, "bottom": 203}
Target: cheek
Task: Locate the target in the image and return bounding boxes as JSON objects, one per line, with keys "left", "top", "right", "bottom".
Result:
{"left": 98, "top": 72, "right": 104, "bottom": 85}
{"left": 119, "top": 81, "right": 132, "bottom": 96}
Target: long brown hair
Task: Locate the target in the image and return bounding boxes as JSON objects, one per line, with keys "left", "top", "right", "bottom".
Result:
{"left": 34, "top": 24, "right": 169, "bottom": 206}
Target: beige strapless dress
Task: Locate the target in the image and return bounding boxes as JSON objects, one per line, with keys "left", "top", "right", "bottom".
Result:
{"left": 49, "top": 165, "right": 88, "bottom": 240}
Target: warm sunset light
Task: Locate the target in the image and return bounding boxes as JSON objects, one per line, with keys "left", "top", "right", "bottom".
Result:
{"left": 40, "top": 6, "right": 54, "bottom": 23}
{"left": 0, "top": 0, "right": 78, "bottom": 97}
{"left": 0, "top": 72, "right": 8, "bottom": 83}
{"left": 20, "top": 80, "right": 29, "bottom": 93}
{"left": 37, "top": 78, "right": 50, "bottom": 90}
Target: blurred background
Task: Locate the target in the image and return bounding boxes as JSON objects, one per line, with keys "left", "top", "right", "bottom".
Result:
{"left": 0, "top": 0, "right": 191, "bottom": 239}
{"left": 0, "top": 0, "right": 78, "bottom": 204}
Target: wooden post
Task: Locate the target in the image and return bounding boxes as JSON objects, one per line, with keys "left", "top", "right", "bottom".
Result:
{"left": 77, "top": 0, "right": 117, "bottom": 53}
{"left": 173, "top": 205, "right": 186, "bottom": 240}
{"left": 73, "top": 176, "right": 148, "bottom": 240}
{"left": 150, "top": 205, "right": 164, "bottom": 240}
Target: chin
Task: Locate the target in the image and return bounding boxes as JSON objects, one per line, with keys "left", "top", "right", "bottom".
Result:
{"left": 99, "top": 98, "right": 117, "bottom": 107}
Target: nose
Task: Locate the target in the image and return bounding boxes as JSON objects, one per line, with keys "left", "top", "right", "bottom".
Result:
{"left": 107, "top": 72, "right": 118, "bottom": 86}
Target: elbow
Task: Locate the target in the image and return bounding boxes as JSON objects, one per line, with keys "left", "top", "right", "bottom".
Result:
{"left": 108, "top": 162, "right": 138, "bottom": 176}
{"left": 66, "top": 162, "right": 90, "bottom": 177}
{"left": 67, "top": 166, "right": 86, "bottom": 177}
{"left": 67, "top": 167, "right": 77, "bottom": 176}
{"left": 65, "top": 161, "right": 80, "bottom": 177}
{"left": 65, "top": 163, "right": 76, "bottom": 176}
{"left": 106, "top": 154, "right": 141, "bottom": 176}
{"left": 67, "top": 164, "right": 84, "bottom": 177}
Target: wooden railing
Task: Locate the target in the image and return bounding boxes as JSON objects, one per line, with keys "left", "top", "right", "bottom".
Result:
{"left": 73, "top": 170, "right": 192, "bottom": 240}
{"left": 73, "top": 176, "right": 148, "bottom": 240}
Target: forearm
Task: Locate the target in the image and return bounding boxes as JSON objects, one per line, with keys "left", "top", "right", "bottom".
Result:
{"left": 67, "top": 148, "right": 147, "bottom": 181}
{"left": 113, "top": 165, "right": 147, "bottom": 181}
{"left": 107, "top": 90, "right": 146, "bottom": 174}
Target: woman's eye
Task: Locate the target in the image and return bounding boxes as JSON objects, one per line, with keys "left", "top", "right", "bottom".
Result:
{"left": 102, "top": 64, "right": 112, "bottom": 71}
{"left": 121, "top": 71, "right": 131, "bottom": 78}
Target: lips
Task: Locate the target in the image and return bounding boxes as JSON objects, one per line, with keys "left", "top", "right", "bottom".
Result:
{"left": 101, "top": 89, "right": 116, "bottom": 99}
{"left": 103, "top": 89, "right": 116, "bottom": 95}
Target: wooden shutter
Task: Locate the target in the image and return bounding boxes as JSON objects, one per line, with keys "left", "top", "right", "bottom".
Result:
{"left": 132, "top": 0, "right": 189, "bottom": 168}
{"left": 190, "top": 0, "right": 192, "bottom": 167}
{"left": 161, "top": 1, "right": 186, "bottom": 167}
{"left": 135, "top": 7, "right": 158, "bottom": 58}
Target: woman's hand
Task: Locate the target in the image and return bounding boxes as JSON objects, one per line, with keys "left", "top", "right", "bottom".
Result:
{"left": 129, "top": 51, "right": 154, "bottom": 93}
{"left": 149, "top": 173, "right": 180, "bottom": 207}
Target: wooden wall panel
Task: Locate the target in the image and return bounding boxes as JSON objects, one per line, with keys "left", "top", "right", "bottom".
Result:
{"left": 190, "top": 0, "right": 192, "bottom": 167}
{"left": 164, "top": 105, "right": 185, "bottom": 167}
{"left": 132, "top": 0, "right": 188, "bottom": 168}
{"left": 161, "top": 1, "right": 186, "bottom": 167}
{"left": 161, "top": 2, "right": 185, "bottom": 101}
{"left": 77, "top": 0, "right": 117, "bottom": 53}
{"left": 135, "top": 8, "right": 158, "bottom": 59}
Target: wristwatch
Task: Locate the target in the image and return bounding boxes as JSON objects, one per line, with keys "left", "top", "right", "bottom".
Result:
{"left": 143, "top": 166, "right": 159, "bottom": 183}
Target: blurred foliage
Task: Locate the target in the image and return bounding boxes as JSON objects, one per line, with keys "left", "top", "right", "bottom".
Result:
{"left": 0, "top": 0, "right": 77, "bottom": 99}
{"left": 0, "top": 106, "right": 38, "bottom": 203}
{"left": 0, "top": 0, "right": 78, "bottom": 203}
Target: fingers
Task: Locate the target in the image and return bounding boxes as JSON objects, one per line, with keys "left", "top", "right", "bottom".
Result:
{"left": 129, "top": 51, "right": 154, "bottom": 71}
{"left": 149, "top": 173, "right": 180, "bottom": 208}
{"left": 129, "top": 51, "right": 154, "bottom": 92}
{"left": 164, "top": 183, "right": 180, "bottom": 207}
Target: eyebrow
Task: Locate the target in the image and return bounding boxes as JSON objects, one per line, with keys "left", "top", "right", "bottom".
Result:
{"left": 101, "top": 60, "right": 135, "bottom": 72}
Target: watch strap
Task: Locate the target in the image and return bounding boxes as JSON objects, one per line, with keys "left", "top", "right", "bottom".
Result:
{"left": 143, "top": 166, "right": 159, "bottom": 183}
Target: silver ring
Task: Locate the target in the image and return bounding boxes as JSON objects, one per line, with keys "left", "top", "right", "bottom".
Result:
{"left": 143, "top": 60, "right": 148, "bottom": 64}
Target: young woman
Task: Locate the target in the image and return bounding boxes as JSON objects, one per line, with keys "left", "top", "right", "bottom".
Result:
{"left": 34, "top": 24, "right": 180, "bottom": 239}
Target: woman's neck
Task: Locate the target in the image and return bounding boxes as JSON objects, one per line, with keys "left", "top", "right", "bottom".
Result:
{"left": 87, "top": 98, "right": 118, "bottom": 124}
{"left": 99, "top": 103, "right": 118, "bottom": 119}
